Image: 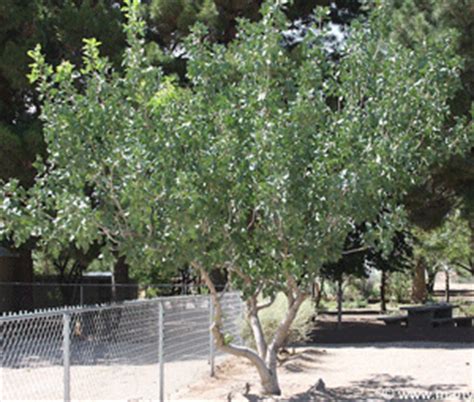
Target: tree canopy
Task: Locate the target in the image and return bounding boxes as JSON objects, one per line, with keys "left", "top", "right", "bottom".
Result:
{"left": 2, "top": 1, "right": 473, "bottom": 292}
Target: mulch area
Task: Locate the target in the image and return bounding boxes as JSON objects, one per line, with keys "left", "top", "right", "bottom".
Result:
{"left": 309, "top": 313, "right": 474, "bottom": 343}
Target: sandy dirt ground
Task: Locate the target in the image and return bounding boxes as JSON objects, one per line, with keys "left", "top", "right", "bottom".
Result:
{"left": 1, "top": 356, "right": 227, "bottom": 401}
{"left": 172, "top": 343, "right": 473, "bottom": 401}
{"left": 2, "top": 345, "right": 472, "bottom": 401}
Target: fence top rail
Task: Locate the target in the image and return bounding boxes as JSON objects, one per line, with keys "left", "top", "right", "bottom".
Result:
{"left": 0, "top": 291, "right": 241, "bottom": 322}
{"left": 0, "top": 281, "right": 207, "bottom": 288}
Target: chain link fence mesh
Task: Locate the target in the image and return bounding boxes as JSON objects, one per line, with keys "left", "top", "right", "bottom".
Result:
{"left": 1, "top": 312, "right": 64, "bottom": 400}
{"left": 0, "top": 292, "right": 244, "bottom": 401}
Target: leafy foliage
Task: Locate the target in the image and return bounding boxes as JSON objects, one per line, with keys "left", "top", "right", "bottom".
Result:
{"left": 390, "top": 0, "right": 474, "bottom": 230}
{"left": 414, "top": 210, "right": 473, "bottom": 276}
{"left": 1, "top": 1, "right": 469, "bottom": 288}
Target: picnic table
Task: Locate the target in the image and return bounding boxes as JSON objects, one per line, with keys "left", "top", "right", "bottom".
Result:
{"left": 400, "top": 303, "right": 459, "bottom": 328}
{"left": 377, "top": 303, "right": 473, "bottom": 329}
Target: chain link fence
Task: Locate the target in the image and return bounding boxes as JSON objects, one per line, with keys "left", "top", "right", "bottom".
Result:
{"left": 0, "top": 282, "right": 209, "bottom": 314}
{"left": 0, "top": 292, "right": 244, "bottom": 401}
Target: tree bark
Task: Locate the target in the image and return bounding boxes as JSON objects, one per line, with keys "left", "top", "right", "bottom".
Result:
{"left": 337, "top": 278, "right": 343, "bottom": 329}
{"left": 114, "top": 255, "right": 129, "bottom": 301}
{"left": 16, "top": 245, "right": 34, "bottom": 311}
{"left": 426, "top": 270, "right": 437, "bottom": 296}
{"left": 247, "top": 298, "right": 268, "bottom": 360}
{"left": 412, "top": 257, "right": 427, "bottom": 303}
{"left": 445, "top": 268, "right": 450, "bottom": 303}
{"left": 380, "top": 269, "right": 387, "bottom": 313}
{"left": 313, "top": 277, "right": 325, "bottom": 310}
{"left": 469, "top": 218, "right": 474, "bottom": 256}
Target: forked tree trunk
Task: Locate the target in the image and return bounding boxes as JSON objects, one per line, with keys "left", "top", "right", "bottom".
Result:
{"left": 194, "top": 263, "right": 306, "bottom": 395}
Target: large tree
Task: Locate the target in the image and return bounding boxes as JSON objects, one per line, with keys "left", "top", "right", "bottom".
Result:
{"left": 392, "top": 0, "right": 474, "bottom": 235}
{"left": 0, "top": 0, "right": 470, "bottom": 395}
{"left": 0, "top": 0, "right": 126, "bottom": 291}
{"left": 0, "top": 1, "right": 363, "bottom": 286}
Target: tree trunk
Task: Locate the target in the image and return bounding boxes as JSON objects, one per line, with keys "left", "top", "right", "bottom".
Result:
{"left": 380, "top": 269, "right": 387, "bottom": 313}
{"left": 426, "top": 271, "right": 436, "bottom": 296}
{"left": 445, "top": 268, "right": 450, "bottom": 303}
{"left": 337, "top": 278, "right": 343, "bottom": 329}
{"left": 248, "top": 309, "right": 268, "bottom": 359}
{"left": 114, "top": 255, "right": 129, "bottom": 301}
{"left": 263, "top": 348, "right": 281, "bottom": 395}
{"left": 195, "top": 263, "right": 306, "bottom": 396}
{"left": 469, "top": 218, "right": 474, "bottom": 255}
{"left": 412, "top": 257, "right": 427, "bottom": 303}
{"left": 16, "top": 245, "right": 34, "bottom": 311}
{"left": 314, "top": 277, "right": 324, "bottom": 310}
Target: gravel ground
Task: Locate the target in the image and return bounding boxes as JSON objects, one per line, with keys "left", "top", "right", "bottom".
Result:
{"left": 173, "top": 343, "right": 473, "bottom": 401}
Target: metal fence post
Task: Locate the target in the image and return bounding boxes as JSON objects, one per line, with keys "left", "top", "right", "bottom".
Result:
{"left": 209, "top": 297, "right": 215, "bottom": 377}
{"left": 158, "top": 301, "right": 164, "bottom": 402}
{"left": 62, "top": 313, "right": 71, "bottom": 402}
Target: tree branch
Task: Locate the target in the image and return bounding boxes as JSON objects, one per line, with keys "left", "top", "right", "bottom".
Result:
{"left": 342, "top": 246, "right": 368, "bottom": 255}
{"left": 246, "top": 295, "right": 268, "bottom": 359}
{"left": 256, "top": 294, "right": 276, "bottom": 311}
{"left": 193, "top": 261, "right": 271, "bottom": 376}
{"left": 453, "top": 261, "right": 474, "bottom": 275}
{"left": 267, "top": 291, "right": 307, "bottom": 356}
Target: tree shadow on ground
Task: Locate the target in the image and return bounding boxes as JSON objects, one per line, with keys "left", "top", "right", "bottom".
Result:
{"left": 241, "top": 373, "right": 470, "bottom": 401}
{"left": 279, "top": 348, "right": 327, "bottom": 374}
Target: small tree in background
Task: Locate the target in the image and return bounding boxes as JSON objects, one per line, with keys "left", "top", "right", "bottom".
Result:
{"left": 366, "top": 231, "right": 413, "bottom": 312}
{"left": 414, "top": 210, "right": 473, "bottom": 300}
{"left": 320, "top": 228, "right": 368, "bottom": 327}
{"left": 0, "top": 0, "right": 469, "bottom": 395}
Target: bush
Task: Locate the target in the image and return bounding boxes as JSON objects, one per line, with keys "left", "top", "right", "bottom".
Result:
{"left": 241, "top": 293, "right": 315, "bottom": 348}
{"left": 459, "top": 302, "right": 474, "bottom": 317}
{"left": 345, "top": 277, "right": 377, "bottom": 301}
{"left": 388, "top": 271, "right": 412, "bottom": 304}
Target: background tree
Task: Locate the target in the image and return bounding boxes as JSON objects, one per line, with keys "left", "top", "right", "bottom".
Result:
{"left": 0, "top": 0, "right": 125, "bottom": 292}
{"left": 414, "top": 210, "right": 473, "bottom": 301}
{"left": 366, "top": 231, "right": 413, "bottom": 312}
{"left": 320, "top": 228, "right": 368, "bottom": 327}
{"left": 392, "top": 0, "right": 474, "bottom": 237}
